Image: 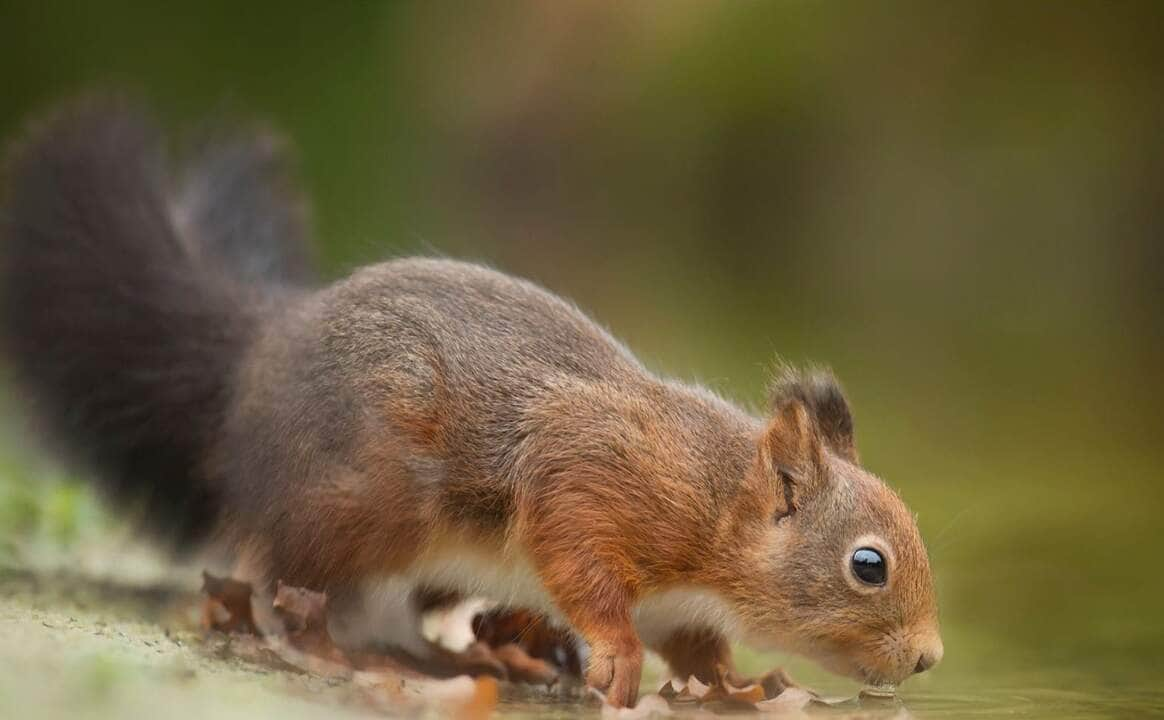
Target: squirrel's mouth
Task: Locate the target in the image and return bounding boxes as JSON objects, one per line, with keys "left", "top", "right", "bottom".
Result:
{"left": 853, "top": 660, "right": 915, "bottom": 688}
{"left": 857, "top": 663, "right": 916, "bottom": 689}
{"left": 772, "top": 630, "right": 915, "bottom": 688}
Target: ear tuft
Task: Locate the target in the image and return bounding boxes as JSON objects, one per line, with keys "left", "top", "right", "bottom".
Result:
{"left": 769, "top": 363, "right": 857, "bottom": 462}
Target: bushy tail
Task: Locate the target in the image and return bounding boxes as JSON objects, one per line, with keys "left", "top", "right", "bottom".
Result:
{"left": 0, "top": 95, "right": 314, "bottom": 547}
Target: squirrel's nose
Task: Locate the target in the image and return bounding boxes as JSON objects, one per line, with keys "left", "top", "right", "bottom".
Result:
{"left": 912, "top": 637, "right": 944, "bottom": 674}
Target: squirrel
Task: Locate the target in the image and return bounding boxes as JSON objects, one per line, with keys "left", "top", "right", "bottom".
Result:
{"left": 0, "top": 96, "right": 942, "bottom": 707}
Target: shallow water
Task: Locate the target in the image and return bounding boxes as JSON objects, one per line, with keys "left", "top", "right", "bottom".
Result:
{"left": 894, "top": 688, "right": 1164, "bottom": 719}
{"left": 491, "top": 685, "right": 1164, "bottom": 719}
{"left": 490, "top": 672, "right": 1164, "bottom": 719}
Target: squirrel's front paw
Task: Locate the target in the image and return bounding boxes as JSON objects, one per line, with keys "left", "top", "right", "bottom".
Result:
{"left": 587, "top": 650, "right": 643, "bottom": 708}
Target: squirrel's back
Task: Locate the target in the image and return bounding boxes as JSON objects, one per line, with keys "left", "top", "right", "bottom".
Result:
{"left": 323, "top": 258, "right": 643, "bottom": 388}
{"left": 216, "top": 255, "right": 741, "bottom": 528}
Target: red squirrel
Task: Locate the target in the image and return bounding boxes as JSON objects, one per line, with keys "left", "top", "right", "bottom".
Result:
{"left": 0, "top": 96, "right": 941, "bottom": 707}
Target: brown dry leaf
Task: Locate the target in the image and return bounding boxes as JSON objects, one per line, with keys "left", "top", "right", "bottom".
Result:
{"left": 200, "top": 571, "right": 258, "bottom": 635}
{"left": 198, "top": 572, "right": 502, "bottom": 716}
{"left": 658, "top": 678, "right": 698, "bottom": 705}
{"left": 687, "top": 675, "right": 713, "bottom": 699}
{"left": 753, "top": 687, "right": 816, "bottom": 714}
{"left": 711, "top": 663, "right": 768, "bottom": 708}
{"left": 653, "top": 666, "right": 807, "bottom": 715}
{"left": 271, "top": 580, "right": 349, "bottom": 667}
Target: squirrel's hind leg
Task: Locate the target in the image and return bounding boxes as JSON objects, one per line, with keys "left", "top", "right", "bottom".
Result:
{"left": 651, "top": 627, "right": 743, "bottom": 686}
{"left": 330, "top": 579, "right": 505, "bottom": 679}
{"left": 653, "top": 628, "right": 799, "bottom": 698}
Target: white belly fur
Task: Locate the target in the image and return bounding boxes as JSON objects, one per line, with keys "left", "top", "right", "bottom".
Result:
{"left": 350, "top": 543, "right": 745, "bottom": 651}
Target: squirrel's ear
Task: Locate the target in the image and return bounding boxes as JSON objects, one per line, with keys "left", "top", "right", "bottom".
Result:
{"left": 769, "top": 364, "right": 857, "bottom": 463}
{"left": 762, "top": 399, "right": 826, "bottom": 510}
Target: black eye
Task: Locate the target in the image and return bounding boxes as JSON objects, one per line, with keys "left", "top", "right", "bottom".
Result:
{"left": 851, "top": 547, "right": 887, "bottom": 586}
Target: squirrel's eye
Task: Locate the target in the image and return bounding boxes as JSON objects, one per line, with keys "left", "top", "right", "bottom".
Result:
{"left": 851, "top": 547, "right": 887, "bottom": 586}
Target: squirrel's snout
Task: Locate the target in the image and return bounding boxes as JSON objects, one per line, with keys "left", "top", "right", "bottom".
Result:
{"left": 912, "top": 636, "right": 944, "bottom": 675}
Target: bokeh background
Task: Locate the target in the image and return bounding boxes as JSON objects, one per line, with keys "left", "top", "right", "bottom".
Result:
{"left": 1, "top": 0, "right": 1162, "bottom": 711}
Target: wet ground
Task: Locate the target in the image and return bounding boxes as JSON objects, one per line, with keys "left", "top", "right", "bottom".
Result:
{"left": 2, "top": 567, "right": 1161, "bottom": 719}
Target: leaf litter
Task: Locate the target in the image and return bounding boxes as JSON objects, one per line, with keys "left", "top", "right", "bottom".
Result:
{"left": 202, "top": 571, "right": 902, "bottom": 718}
{"left": 201, "top": 571, "right": 501, "bottom": 717}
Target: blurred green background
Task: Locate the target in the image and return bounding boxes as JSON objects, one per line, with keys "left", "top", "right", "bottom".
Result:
{"left": 1, "top": 0, "right": 1162, "bottom": 711}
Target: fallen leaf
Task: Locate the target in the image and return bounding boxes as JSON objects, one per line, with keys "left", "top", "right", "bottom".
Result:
{"left": 271, "top": 580, "right": 348, "bottom": 666}
{"left": 686, "top": 675, "right": 712, "bottom": 699}
{"left": 754, "top": 686, "right": 815, "bottom": 713}
{"left": 649, "top": 666, "right": 816, "bottom": 715}
{"left": 200, "top": 572, "right": 258, "bottom": 635}
{"left": 199, "top": 572, "right": 503, "bottom": 717}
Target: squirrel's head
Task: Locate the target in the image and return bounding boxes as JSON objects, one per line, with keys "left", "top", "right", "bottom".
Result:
{"left": 727, "top": 367, "right": 941, "bottom": 688}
